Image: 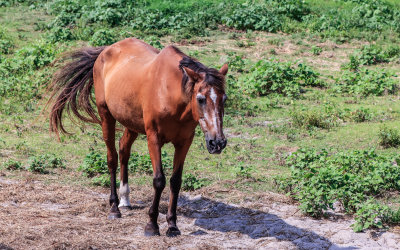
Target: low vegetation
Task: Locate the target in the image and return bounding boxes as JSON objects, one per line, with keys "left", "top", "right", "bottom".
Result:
{"left": 275, "top": 148, "right": 400, "bottom": 232}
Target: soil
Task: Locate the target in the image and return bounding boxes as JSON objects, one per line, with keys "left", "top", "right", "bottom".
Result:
{"left": 0, "top": 177, "right": 399, "bottom": 250}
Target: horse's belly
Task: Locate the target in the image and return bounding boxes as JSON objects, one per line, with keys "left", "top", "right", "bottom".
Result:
{"left": 105, "top": 87, "right": 146, "bottom": 134}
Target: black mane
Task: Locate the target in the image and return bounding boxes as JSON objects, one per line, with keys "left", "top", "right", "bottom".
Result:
{"left": 172, "top": 46, "right": 225, "bottom": 93}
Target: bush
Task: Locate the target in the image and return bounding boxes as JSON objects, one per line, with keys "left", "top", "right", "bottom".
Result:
{"left": 290, "top": 104, "right": 343, "bottom": 130}
{"left": 2, "top": 159, "right": 22, "bottom": 170}
{"left": 240, "top": 59, "right": 323, "bottom": 98}
{"left": 311, "top": 46, "right": 322, "bottom": 55}
{"left": 182, "top": 173, "right": 206, "bottom": 191}
{"left": 351, "top": 107, "right": 373, "bottom": 123}
{"left": 79, "top": 148, "right": 108, "bottom": 178}
{"left": 334, "top": 68, "right": 398, "bottom": 97}
{"left": 0, "top": 28, "right": 14, "bottom": 54}
{"left": 222, "top": 3, "right": 282, "bottom": 32}
{"left": 275, "top": 147, "right": 400, "bottom": 230}
{"left": 27, "top": 154, "right": 65, "bottom": 174}
{"left": 234, "top": 162, "right": 254, "bottom": 179}
{"left": 89, "top": 29, "right": 120, "bottom": 46}
{"left": 378, "top": 125, "right": 400, "bottom": 148}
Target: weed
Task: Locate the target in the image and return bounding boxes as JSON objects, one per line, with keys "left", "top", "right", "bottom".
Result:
{"left": 276, "top": 147, "right": 400, "bottom": 231}
{"left": 351, "top": 107, "right": 373, "bottom": 123}
{"left": 182, "top": 173, "right": 206, "bottom": 191}
{"left": 89, "top": 29, "right": 120, "bottom": 46}
{"left": 311, "top": 46, "right": 322, "bottom": 55}
{"left": 234, "top": 162, "right": 253, "bottom": 179}
{"left": 240, "top": 59, "right": 322, "bottom": 98}
{"left": 378, "top": 125, "right": 400, "bottom": 148}
{"left": 334, "top": 68, "right": 397, "bottom": 97}
{"left": 27, "top": 154, "right": 65, "bottom": 174}
{"left": 2, "top": 159, "right": 22, "bottom": 170}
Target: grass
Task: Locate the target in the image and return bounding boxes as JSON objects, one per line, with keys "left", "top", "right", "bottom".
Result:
{"left": 1, "top": 1, "right": 400, "bottom": 229}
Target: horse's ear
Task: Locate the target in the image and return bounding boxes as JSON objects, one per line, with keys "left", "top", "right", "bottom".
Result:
{"left": 219, "top": 63, "right": 228, "bottom": 76}
{"left": 183, "top": 67, "right": 202, "bottom": 82}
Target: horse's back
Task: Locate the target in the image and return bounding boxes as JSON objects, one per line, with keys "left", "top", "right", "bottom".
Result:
{"left": 93, "top": 38, "right": 187, "bottom": 136}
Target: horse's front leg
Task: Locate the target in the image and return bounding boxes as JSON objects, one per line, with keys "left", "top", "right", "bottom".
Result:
{"left": 166, "top": 137, "right": 194, "bottom": 237}
{"left": 144, "top": 130, "right": 165, "bottom": 236}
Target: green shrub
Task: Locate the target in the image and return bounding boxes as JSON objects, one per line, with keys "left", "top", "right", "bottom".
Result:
{"left": 234, "top": 162, "right": 253, "bottom": 179}
{"left": 182, "top": 173, "right": 206, "bottom": 191}
{"left": 90, "top": 29, "right": 120, "bottom": 46}
{"left": 79, "top": 148, "right": 108, "bottom": 178}
{"left": 27, "top": 154, "right": 65, "bottom": 174}
{"left": 311, "top": 46, "right": 322, "bottom": 55}
{"left": 2, "top": 159, "right": 22, "bottom": 170}
{"left": 378, "top": 125, "right": 400, "bottom": 148}
{"left": 352, "top": 200, "right": 389, "bottom": 232}
{"left": 276, "top": 147, "right": 400, "bottom": 230}
{"left": 334, "top": 68, "right": 398, "bottom": 97}
{"left": 290, "top": 104, "right": 343, "bottom": 130}
{"left": 351, "top": 107, "right": 373, "bottom": 123}
{"left": 240, "top": 59, "right": 323, "bottom": 98}
{"left": 0, "top": 29, "right": 14, "bottom": 54}
{"left": 222, "top": 3, "right": 282, "bottom": 32}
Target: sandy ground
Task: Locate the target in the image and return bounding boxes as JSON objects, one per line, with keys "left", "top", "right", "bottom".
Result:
{"left": 0, "top": 176, "right": 399, "bottom": 250}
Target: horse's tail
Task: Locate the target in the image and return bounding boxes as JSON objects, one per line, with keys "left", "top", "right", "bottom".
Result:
{"left": 48, "top": 46, "right": 106, "bottom": 136}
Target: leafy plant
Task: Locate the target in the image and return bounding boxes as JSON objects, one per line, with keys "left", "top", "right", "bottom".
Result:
{"left": 234, "top": 162, "right": 253, "bottom": 179}
{"left": 0, "top": 28, "right": 14, "bottom": 54}
{"left": 240, "top": 59, "right": 323, "bottom": 98}
{"left": 290, "top": 104, "right": 343, "bottom": 130}
{"left": 352, "top": 200, "right": 389, "bottom": 232}
{"left": 182, "top": 173, "right": 206, "bottom": 191}
{"left": 79, "top": 148, "right": 108, "bottom": 178}
{"left": 311, "top": 46, "right": 322, "bottom": 55}
{"left": 351, "top": 107, "right": 373, "bottom": 123}
{"left": 2, "top": 159, "right": 22, "bottom": 170}
{"left": 378, "top": 125, "right": 400, "bottom": 148}
{"left": 334, "top": 68, "right": 398, "bottom": 97}
{"left": 90, "top": 29, "right": 120, "bottom": 46}
{"left": 276, "top": 147, "right": 400, "bottom": 230}
{"left": 27, "top": 154, "right": 65, "bottom": 174}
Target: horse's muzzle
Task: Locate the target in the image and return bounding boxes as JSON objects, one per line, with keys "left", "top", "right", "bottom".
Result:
{"left": 206, "top": 138, "right": 227, "bottom": 154}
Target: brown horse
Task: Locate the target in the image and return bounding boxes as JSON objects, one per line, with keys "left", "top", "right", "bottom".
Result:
{"left": 48, "top": 38, "right": 228, "bottom": 237}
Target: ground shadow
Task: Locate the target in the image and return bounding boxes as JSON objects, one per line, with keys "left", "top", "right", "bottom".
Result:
{"left": 178, "top": 196, "right": 357, "bottom": 250}
{"left": 0, "top": 243, "right": 14, "bottom": 250}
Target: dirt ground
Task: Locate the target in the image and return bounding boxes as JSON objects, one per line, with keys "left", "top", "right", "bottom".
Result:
{"left": 0, "top": 176, "right": 399, "bottom": 250}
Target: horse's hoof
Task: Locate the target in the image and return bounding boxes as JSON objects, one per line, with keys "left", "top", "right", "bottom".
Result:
{"left": 166, "top": 227, "right": 181, "bottom": 237}
{"left": 144, "top": 223, "right": 160, "bottom": 236}
{"left": 107, "top": 212, "right": 121, "bottom": 220}
{"left": 119, "top": 206, "right": 132, "bottom": 211}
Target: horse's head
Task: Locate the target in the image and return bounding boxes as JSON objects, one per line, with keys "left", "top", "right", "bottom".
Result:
{"left": 182, "top": 64, "right": 228, "bottom": 154}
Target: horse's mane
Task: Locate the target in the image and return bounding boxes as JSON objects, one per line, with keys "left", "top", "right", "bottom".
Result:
{"left": 171, "top": 46, "right": 225, "bottom": 94}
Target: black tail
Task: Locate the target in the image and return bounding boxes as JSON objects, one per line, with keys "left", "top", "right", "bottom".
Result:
{"left": 48, "top": 46, "right": 106, "bottom": 136}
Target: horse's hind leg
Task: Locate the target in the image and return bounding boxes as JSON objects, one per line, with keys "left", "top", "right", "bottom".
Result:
{"left": 98, "top": 105, "right": 121, "bottom": 219}
{"left": 118, "top": 128, "right": 138, "bottom": 210}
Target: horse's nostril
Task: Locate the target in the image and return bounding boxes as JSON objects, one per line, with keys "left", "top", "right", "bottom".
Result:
{"left": 209, "top": 140, "right": 216, "bottom": 147}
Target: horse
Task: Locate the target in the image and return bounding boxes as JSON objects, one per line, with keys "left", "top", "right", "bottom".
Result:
{"left": 48, "top": 38, "right": 228, "bottom": 237}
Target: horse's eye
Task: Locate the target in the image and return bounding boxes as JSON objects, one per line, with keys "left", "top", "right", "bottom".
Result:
{"left": 222, "top": 94, "right": 227, "bottom": 104}
{"left": 197, "top": 95, "right": 206, "bottom": 105}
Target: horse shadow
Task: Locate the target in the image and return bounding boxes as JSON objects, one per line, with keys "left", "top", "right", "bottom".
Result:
{"left": 178, "top": 196, "right": 357, "bottom": 250}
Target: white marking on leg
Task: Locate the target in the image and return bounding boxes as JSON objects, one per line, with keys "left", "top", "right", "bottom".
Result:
{"left": 210, "top": 88, "right": 217, "bottom": 104}
{"left": 119, "top": 182, "right": 131, "bottom": 207}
